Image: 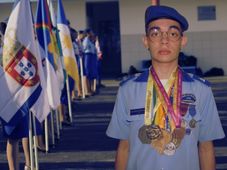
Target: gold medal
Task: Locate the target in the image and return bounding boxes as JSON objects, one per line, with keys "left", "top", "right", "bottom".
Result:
{"left": 172, "top": 127, "right": 186, "bottom": 148}
{"left": 138, "top": 125, "right": 151, "bottom": 144}
{"left": 146, "top": 125, "right": 163, "bottom": 141}
{"left": 151, "top": 129, "right": 172, "bottom": 154}
{"left": 173, "top": 127, "right": 185, "bottom": 139}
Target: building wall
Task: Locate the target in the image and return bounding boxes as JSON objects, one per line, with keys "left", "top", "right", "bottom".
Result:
{"left": 0, "top": 0, "right": 86, "bottom": 32}
{"left": 1, "top": 0, "right": 227, "bottom": 75}
{"left": 0, "top": 3, "right": 12, "bottom": 22}
{"left": 119, "top": 0, "right": 227, "bottom": 75}
{"left": 60, "top": 0, "right": 86, "bottom": 31}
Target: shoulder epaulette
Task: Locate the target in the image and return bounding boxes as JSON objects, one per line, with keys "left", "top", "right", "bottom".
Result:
{"left": 192, "top": 74, "right": 211, "bottom": 87}
{"left": 119, "top": 74, "right": 136, "bottom": 86}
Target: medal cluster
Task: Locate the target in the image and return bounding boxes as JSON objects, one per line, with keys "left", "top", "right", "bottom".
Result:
{"left": 139, "top": 67, "right": 187, "bottom": 156}
{"left": 139, "top": 125, "right": 185, "bottom": 155}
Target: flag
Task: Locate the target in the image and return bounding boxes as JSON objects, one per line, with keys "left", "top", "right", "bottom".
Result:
{"left": 48, "top": 0, "right": 65, "bottom": 91}
{"left": 35, "top": 0, "right": 61, "bottom": 109}
{"left": 57, "top": 0, "right": 80, "bottom": 91}
{"left": 0, "top": 0, "right": 50, "bottom": 134}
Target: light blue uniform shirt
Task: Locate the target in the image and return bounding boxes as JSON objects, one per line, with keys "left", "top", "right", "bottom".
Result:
{"left": 106, "top": 69, "right": 225, "bottom": 170}
{"left": 82, "top": 36, "right": 96, "bottom": 54}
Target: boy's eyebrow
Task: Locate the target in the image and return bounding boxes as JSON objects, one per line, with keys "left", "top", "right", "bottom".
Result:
{"left": 169, "top": 25, "right": 182, "bottom": 32}
{"left": 147, "top": 26, "right": 160, "bottom": 33}
{"left": 147, "top": 25, "right": 182, "bottom": 33}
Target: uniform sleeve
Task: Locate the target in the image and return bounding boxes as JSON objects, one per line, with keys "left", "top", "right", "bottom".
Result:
{"left": 198, "top": 87, "right": 225, "bottom": 141}
{"left": 106, "top": 86, "right": 129, "bottom": 139}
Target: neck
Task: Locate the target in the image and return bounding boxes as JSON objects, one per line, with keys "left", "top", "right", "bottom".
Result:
{"left": 152, "top": 63, "right": 178, "bottom": 79}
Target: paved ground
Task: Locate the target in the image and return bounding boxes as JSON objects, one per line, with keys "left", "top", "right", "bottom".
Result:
{"left": 0, "top": 77, "right": 227, "bottom": 170}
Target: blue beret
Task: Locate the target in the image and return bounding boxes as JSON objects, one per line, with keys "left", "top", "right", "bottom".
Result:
{"left": 145, "top": 5, "right": 188, "bottom": 32}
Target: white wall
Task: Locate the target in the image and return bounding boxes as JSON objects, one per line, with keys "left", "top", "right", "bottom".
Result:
{"left": 119, "top": 0, "right": 150, "bottom": 73}
{"left": 0, "top": 3, "right": 12, "bottom": 22}
{"left": 119, "top": 0, "right": 227, "bottom": 75}
{"left": 1, "top": 0, "right": 227, "bottom": 75}
{"left": 161, "top": 0, "right": 227, "bottom": 32}
{"left": 0, "top": 0, "right": 86, "bottom": 31}
{"left": 60, "top": 0, "right": 86, "bottom": 31}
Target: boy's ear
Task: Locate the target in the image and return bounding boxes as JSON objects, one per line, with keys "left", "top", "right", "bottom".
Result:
{"left": 181, "top": 35, "right": 188, "bottom": 48}
{"left": 142, "top": 35, "right": 149, "bottom": 49}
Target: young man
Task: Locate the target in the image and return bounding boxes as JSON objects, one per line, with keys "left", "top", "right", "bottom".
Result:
{"left": 106, "top": 5, "right": 225, "bottom": 170}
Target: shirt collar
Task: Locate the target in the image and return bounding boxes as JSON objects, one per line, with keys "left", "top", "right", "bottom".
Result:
{"left": 134, "top": 67, "right": 194, "bottom": 83}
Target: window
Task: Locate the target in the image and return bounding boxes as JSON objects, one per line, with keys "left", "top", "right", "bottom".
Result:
{"left": 198, "top": 6, "right": 216, "bottom": 21}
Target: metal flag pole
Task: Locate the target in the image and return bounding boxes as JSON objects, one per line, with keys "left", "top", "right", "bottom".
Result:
{"left": 55, "top": 109, "right": 60, "bottom": 140}
{"left": 58, "top": 106, "right": 62, "bottom": 130}
{"left": 93, "top": 79, "right": 96, "bottom": 93}
{"left": 32, "top": 112, "right": 39, "bottom": 170}
{"left": 44, "top": 117, "right": 49, "bottom": 153}
{"left": 29, "top": 111, "right": 34, "bottom": 170}
{"left": 66, "top": 74, "right": 73, "bottom": 123}
{"left": 50, "top": 109, "right": 55, "bottom": 147}
{"left": 79, "top": 57, "right": 85, "bottom": 98}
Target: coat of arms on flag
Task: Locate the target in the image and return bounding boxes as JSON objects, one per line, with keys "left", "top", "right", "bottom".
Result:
{"left": 4, "top": 32, "right": 40, "bottom": 87}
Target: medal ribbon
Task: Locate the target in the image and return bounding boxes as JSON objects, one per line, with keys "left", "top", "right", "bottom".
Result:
{"left": 144, "top": 69, "right": 176, "bottom": 126}
{"left": 144, "top": 74, "right": 153, "bottom": 125}
{"left": 151, "top": 67, "right": 182, "bottom": 127}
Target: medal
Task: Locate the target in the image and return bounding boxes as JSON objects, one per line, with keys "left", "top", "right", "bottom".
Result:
{"left": 172, "top": 127, "right": 185, "bottom": 148}
{"left": 151, "top": 129, "right": 172, "bottom": 154}
{"left": 146, "top": 125, "right": 163, "bottom": 141}
{"left": 141, "top": 67, "right": 185, "bottom": 156}
{"left": 173, "top": 127, "right": 185, "bottom": 139}
{"left": 189, "top": 105, "right": 197, "bottom": 128}
{"left": 189, "top": 118, "right": 197, "bottom": 128}
{"left": 164, "top": 142, "right": 176, "bottom": 156}
{"left": 138, "top": 125, "right": 151, "bottom": 144}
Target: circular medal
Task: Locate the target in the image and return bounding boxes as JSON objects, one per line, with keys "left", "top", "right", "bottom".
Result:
{"left": 171, "top": 136, "right": 181, "bottom": 148}
{"left": 138, "top": 125, "right": 151, "bottom": 144}
{"left": 146, "top": 125, "right": 162, "bottom": 141}
{"left": 151, "top": 129, "right": 172, "bottom": 154}
{"left": 189, "top": 118, "right": 197, "bottom": 128}
{"left": 163, "top": 142, "right": 176, "bottom": 156}
{"left": 172, "top": 127, "right": 185, "bottom": 148}
{"left": 173, "top": 127, "right": 185, "bottom": 139}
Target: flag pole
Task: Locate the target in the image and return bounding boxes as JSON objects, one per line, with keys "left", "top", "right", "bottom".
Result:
{"left": 79, "top": 57, "right": 85, "bottom": 98}
{"left": 66, "top": 74, "right": 73, "bottom": 123}
{"left": 50, "top": 109, "right": 55, "bottom": 147}
{"left": 32, "top": 112, "right": 39, "bottom": 170}
{"left": 58, "top": 106, "right": 63, "bottom": 130}
{"left": 29, "top": 111, "right": 34, "bottom": 170}
{"left": 55, "top": 109, "right": 60, "bottom": 140}
{"left": 44, "top": 117, "right": 49, "bottom": 153}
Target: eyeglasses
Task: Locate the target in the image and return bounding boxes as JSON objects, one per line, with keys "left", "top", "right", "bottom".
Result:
{"left": 147, "top": 26, "right": 182, "bottom": 42}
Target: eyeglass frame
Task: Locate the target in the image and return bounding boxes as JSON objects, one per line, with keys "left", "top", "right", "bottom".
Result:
{"left": 146, "top": 25, "right": 183, "bottom": 42}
